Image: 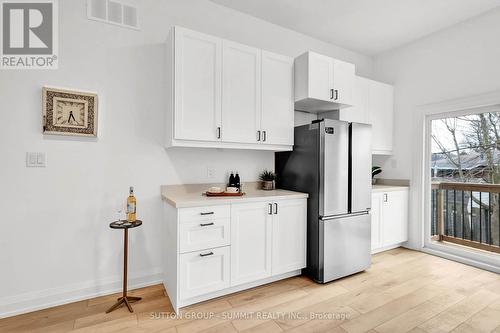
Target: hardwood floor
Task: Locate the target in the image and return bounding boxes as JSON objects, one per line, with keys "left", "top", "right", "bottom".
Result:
{"left": 2, "top": 248, "right": 499, "bottom": 333}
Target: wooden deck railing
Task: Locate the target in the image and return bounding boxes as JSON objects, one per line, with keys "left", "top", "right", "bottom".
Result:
{"left": 431, "top": 182, "right": 500, "bottom": 254}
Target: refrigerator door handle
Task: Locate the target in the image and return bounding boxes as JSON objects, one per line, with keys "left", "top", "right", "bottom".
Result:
{"left": 321, "top": 211, "right": 369, "bottom": 221}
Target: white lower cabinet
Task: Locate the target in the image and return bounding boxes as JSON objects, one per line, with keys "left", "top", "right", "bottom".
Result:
{"left": 371, "top": 188, "right": 409, "bottom": 253}
{"left": 166, "top": 196, "right": 307, "bottom": 312}
{"left": 230, "top": 202, "right": 273, "bottom": 286}
{"left": 272, "top": 199, "right": 307, "bottom": 275}
{"left": 230, "top": 199, "right": 307, "bottom": 285}
{"left": 179, "top": 246, "right": 230, "bottom": 300}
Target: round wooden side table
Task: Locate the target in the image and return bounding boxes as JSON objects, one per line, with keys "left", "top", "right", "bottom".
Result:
{"left": 106, "top": 220, "right": 143, "bottom": 313}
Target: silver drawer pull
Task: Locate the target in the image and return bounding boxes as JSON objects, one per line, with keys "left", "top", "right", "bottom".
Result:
{"left": 199, "top": 251, "right": 214, "bottom": 257}
{"left": 200, "top": 212, "right": 214, "bottom": 216}
{"left": 200, "top": 222, "right": 214, "bottom": 227}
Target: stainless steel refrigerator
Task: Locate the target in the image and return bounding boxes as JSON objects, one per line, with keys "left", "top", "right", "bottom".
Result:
{"left": 275, "top": 118, "right": 372, "bottom": 283}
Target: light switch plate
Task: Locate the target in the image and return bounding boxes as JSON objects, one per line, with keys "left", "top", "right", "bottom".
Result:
{"left": 26, "top": 152, "right": 46, "bottom": 167}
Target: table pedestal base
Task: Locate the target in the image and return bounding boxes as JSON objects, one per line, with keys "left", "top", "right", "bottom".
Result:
{"left": 106, "top": 296, "right": 142, "bottom": 313}
{"left": 105, "top": 225, "right": 143, "bottom": 314}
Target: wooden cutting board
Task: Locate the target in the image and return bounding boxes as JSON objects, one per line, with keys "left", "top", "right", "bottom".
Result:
{"left": 204, "top": 191, "right": 245, "bottom": 197}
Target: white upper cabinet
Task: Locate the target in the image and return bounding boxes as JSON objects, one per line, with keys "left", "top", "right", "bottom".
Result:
{"left": 294, "top": 51, "right": 355, "bottom": 112}
{"left": 173, "top": 27, "right": 221, "bottom": 142}
{"left": 338, "top": 76, "right": 394, "bottom": 155}
{"left": 222, "top": 41, "right": 261, "bottom": 144}
{"left": 166, "top": 26, "right": 294, "bottom": 151}
{"left": 332, "top": 59, "right": 355, "bottom": 106}
{"left": 369, "top": 80, "right": 394, "bottom": 155}
{"left": 261, "top": 51, "right": 294, "bottom": 146}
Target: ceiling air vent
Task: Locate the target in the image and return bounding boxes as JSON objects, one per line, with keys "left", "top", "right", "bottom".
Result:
{"left": 87, "top": 0, "right": 140, "bottom": 30}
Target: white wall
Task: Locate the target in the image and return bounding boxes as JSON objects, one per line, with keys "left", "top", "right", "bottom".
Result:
{"left": 0, "top": 0, "right": 373, "bottom": 317}
{"left": 372, "top": 7, "right": 500, "bottom": 180}
{"left": 371, "top": 7, "right": 500, "bottom": 249}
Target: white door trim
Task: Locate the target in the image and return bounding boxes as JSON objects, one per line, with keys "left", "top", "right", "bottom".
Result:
{"left": 411, "top": 90, "right": 500, "bottom": 270}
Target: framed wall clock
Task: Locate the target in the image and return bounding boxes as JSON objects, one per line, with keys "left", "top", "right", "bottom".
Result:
{"left": 42, "top": 87, "right": 98, "bottom": 137}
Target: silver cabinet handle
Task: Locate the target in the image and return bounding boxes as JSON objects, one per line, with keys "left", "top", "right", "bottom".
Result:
{"left": 199, "top": 251, "right": 214, "bottom": 257}
{"left": 200, "top": 212, "right": 214, "bottom": 216}
{"left": 274, "top": 203, "right": 278, "bottom": 214}
{"left": 200, "top": 222, "right": 214, "bottom": 227}
{"left": 268, "top": 203, "right": 273, "bottom": 215}
{"left": 383, "top": 193, "right": 388, "bottom": 202}
{"left": 334, "top": 89, "right": 339, "bottom": 100}
{"left": 262, "top": 131, "right": 266, "bottom": 142}
{"left": 216, "top": 127, "right": 221, "bottom": 139}
{"left": 330, "top": 89, "right": 334, "bottom": 100}
{"left": 257, "top": 130, "right": 261, "bottom": 141}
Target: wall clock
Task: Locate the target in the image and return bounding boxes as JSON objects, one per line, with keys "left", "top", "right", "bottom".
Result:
{"left": 43, "top": 87, "right": 98, "bottom": 137}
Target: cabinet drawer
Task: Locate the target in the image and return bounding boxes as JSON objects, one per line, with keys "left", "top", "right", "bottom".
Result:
{"left": 179, "top": 246, "right": 230, "bottom": 300}
{"left": 179, "top": 205, "right": 230, "bottom": 223}
{"left": 179, "top": 218, "right": 230, "bottom": 253}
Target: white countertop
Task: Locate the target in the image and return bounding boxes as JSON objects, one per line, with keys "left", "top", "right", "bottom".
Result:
{"left": 162, "top": 182, "right": 308, "bottom": 208}
{"left": 372, "top": 184, "right": 409, "bottom": 193}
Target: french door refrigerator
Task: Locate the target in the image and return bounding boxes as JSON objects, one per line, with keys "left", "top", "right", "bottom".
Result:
{"left": 275, "top": 119, "right": 372, "bottom": 283}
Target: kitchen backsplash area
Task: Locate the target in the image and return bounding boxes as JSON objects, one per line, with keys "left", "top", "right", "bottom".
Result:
{"left": 165, "top": 147, "right": 273, "bottom": 185}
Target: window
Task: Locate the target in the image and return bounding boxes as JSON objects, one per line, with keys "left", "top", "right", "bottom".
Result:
{"left": 430, "top": 111, "right": 500, "bottom": 252}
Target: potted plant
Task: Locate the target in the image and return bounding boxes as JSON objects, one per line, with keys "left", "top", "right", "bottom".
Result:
{"left": 372, "top": 166, "right": 382, "bottom": 185}
{"left": 259, "top": 170, "right": 276, "bottom": 190}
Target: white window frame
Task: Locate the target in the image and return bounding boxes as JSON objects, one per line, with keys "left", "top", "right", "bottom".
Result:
{"left": 412, "top": 91, "right": 500, "bottom": 273}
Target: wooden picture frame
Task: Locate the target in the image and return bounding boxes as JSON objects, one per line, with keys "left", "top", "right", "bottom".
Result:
{"left": 42, "top": 87, "right": 98, "bottom": 137}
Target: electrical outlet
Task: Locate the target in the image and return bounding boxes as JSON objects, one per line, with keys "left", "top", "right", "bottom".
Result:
{"left": 391, "top": 159, "right": 397, "bottom": 169}
{"left": 206, "top": 166, "right": 216, "bottom": 179}
{"left": 26, "top": 152, "right": 46, "bottom": 167}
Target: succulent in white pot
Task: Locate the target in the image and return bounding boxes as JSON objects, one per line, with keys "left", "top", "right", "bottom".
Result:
{"left": 259, "top": 170, "right": 276, "bottom": 190}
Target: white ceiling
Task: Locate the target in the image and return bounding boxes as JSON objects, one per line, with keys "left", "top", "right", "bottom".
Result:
{"left": 209, "top": 0, "right": 500, "bottom": 55}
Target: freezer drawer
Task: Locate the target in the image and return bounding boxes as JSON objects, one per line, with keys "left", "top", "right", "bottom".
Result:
{"left": 320, "top": 213, "right": 371, "bottom": 283}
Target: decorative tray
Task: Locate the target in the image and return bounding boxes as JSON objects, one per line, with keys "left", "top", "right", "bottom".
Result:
{"left": 204, "top": 191, "right": 245, "bottom": 197}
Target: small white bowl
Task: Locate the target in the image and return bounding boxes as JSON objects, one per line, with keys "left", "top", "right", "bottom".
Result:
{"left": 208, "top": 186, "right": 223, "bottom": 193}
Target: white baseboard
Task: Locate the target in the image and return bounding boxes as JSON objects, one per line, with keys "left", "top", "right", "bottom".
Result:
{"left": 0, "top": 268, "right": 163, "bottom": 319}
{"left": 371, "top": 242, "right": 406, "bottom": 254}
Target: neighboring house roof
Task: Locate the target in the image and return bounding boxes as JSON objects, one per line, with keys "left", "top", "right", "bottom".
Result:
{"left": 431, "top": 149, "right": 500, "bottom": 170}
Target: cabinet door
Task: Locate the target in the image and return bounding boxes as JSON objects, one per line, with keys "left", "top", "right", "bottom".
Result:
{"left": 179, "top": 246, "right": 230, "bottom": 300}
{"left": 371, "top": 193, "right": 383, "bottom": 251}
{"left": 369, "top": 81, "right": 394, "bottom": 154}
{"left": 339, "top": 76, "right": 370, "bottom": 123}
{"left": 381, "top": 190, "right": 409, "bottom": 246}
{"left": 272, "top": 199, "right": 307, "bottom": 275}
{"left": 332, "top": 60, "right": 355, "bottom": 106}
{"left": 261, "top": 51, "right": 294, "bottom": 146}
{"left": 174, "top": 27, "right": 221, "bottom": 142}
{"left": 231, "top": 202, "right": 272, "bottom": 286}
{"left": 308, "top": 52, "right": 333, "bottom": 102}
{"left": 222, "top": 41, "right": 261, "bottom": 143}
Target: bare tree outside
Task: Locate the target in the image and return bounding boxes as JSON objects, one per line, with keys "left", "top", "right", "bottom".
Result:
{"left": 431, "top": 111, "right": 500, "bottom": 247}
